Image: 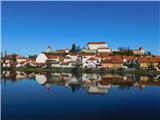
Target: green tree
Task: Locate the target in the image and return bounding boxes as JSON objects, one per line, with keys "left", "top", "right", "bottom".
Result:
{"left": 71, "top": 43, "right": 76, "bottom": 53}
{"left": 130, "top": 60, "right": 140, "bottom": 69}
{"left": 28, "top": 54, "right": 37, "bottom": 59}
{"left": 76, "top": 46, "right": 81, "bottom": 53}
{"left": 4, "top": 50, "right": 7, "bottom": 57}
{"left": 145, "top": 51, "right": 152, "bottom": 56}
{"left": 11, "top": 54, "right": 17, "bottom": 62}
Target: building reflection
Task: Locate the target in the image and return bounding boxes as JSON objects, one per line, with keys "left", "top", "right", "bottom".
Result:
{"left": 1, "top": 71, "right": 160, "bottom": 94}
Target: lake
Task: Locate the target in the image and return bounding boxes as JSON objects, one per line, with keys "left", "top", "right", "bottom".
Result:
{"left": 1, "top": 71, "right": 160, "bottom": 120}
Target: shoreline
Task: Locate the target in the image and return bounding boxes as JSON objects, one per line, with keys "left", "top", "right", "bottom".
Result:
{"left": 2, "top": 67, "right": 160, "bottom": 75}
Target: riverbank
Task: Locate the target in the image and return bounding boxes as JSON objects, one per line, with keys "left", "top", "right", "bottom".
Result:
{"left": 2, "top": 67, "right": 160, "bottom": 75}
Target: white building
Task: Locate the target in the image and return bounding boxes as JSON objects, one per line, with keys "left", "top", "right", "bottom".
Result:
{"left": 88, "top": 42, "right": 107, "bottom": 50}
{"left": 97, "top": 48, "right": 112, "bottom": 53}
{"left": 82, "top": 42, "right": 111, "bottom": 54}
{"left": 63, "top": 56, "right": 72, "bottom": 62}
{"left": 36, "top": 52, "right": 60, "bottom": 63}
{"left": 16, "top": 57, "right": 28, "bottom": 63}
{"left": 66, "top": 53, "right": 79, "bottom": 62}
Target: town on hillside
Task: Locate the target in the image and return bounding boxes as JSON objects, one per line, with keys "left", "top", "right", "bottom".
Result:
{"left": 1, "top": 41, "right": 160, "bottom": 70}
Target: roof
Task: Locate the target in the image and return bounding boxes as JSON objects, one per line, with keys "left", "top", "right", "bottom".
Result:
{"left": 102, "top": 56, "right": 123, "bottom": 63}
{"left": 17, "top": 57, "right": 28, "bottom": 60}
{"left": 43, "top": 53, "right": 60, "bottom": 59}
{"left": 139, "top": 46, "right": 144, "bottom": 50}
{"left": 98, "top": 53, "right": 111, "bottom": 58}
{"left": 88, "top": 57, "right": 97, "bottom": 61}
{"left": 139, "top": 57, "right": 160, "bottom": 63}
{"left": 56, "top": 49, "right": 66, "bottom": 53}
{"left": 9, "top": 62, "right": 18, "bottom": 65}
{"left": 4, "top": 55, "right": 19, "bottom": 59}
{"left": 87, "top": 42, "right": 106, "bottom": 45}
{"left": 19, "top": 61, "right": 26, "bottom": 64}
{"left": 122, "top": 56, "right": 136, "bottom": 61}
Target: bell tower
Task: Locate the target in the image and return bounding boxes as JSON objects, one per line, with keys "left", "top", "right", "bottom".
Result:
{"left": 47, "top": 45, "right": 52, "bottom": 53}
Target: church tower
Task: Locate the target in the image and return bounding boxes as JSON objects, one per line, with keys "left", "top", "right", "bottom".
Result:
{"left": 47, "top": 45, "right": 52, "bottom": 53}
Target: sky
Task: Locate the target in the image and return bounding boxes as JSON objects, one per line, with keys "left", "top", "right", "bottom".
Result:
{"left": 1, "top": 1, "right": 160, "bottom": 56}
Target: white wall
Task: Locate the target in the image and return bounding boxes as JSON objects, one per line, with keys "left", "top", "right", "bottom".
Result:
{"left": 88, "top": 44, "right": 107, "bottom": 50}
{"left": 36, "top": 53, "right": 48, "bottom": 63}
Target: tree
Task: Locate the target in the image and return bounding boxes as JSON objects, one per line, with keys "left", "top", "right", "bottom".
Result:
{"left": 11, "top": 54, "right": 17, "bottom": 62}
{"left": 4, "top": 50, "right": 7, "bottom": 57}
{"left": 1, "top": 51, "right": 3, "bottom": 58}
{"left": 145, "top": 51, "right": 152, "bottom": 56}
{"left": 71, "top": 43, "right": 76, "bottom": 53}
{"left": 76, "top": 45, "right": 81, "bottom": 53}
{"left": 28, "top": 54, "right": 37, "bottom": 59}
{"left": 130, "top": 59, "right": 140, "bottom": 69}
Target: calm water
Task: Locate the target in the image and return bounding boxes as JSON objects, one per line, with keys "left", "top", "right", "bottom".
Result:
{"left": 1, "top": 71, "right": 160, "bottom": 120}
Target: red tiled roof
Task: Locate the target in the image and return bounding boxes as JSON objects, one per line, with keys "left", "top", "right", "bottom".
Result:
{"left": 139, "top": 57, "right": 160, "bottom": 63}
{"left": 5, "top": 55, "right": 19, "bottom": 59}
{"left": 88, "top": 57, "right": 97, "bottom": 61}
{"left": 44, "top": 53, "right": 60, "bottom": 59}
{"left": 19, "top": 61, "right": 26, "bottom": 64}
{"left": 122, "top": 56, "right": 136, "bottom": 61}
{"left": 98, "top": 53, "right": 111, "bottom": 58}
{"left": 87, "top": 42, "right": 106, "bottom": 45}
{"left": 9, "top": 62, "right": 18, "bottom": 65}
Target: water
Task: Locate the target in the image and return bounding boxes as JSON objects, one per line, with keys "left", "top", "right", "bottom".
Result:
{"left": 1, "top": 71, "right": 160, "bottom": 120}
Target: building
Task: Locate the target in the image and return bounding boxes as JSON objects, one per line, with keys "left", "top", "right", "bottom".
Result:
{"left": 36, "top": 52, "right": 61, "bottom": 63}
{"left": 101, "top": 56, "right": 123, "bottom": 69}
{"left": 87, "top": 42, "right": 107, "bottom": 50}
{"left": 47, "top": 45, "right": 52, "bottom": 53}
{"left": 82, "top": 42, "right": 112, "bottom": 54}
{"left": 139, "top": 56, "right": 160, "bottom": 69}
{"left": 97, "top": 48, "right": 112, "bottom": 53}
{"left": 60, "top": 62, "right": 72, "bottom": 68}
{"left": 56, "top": 49, "right": 69, "bottom": 54}
{"left": 16, "top": 57, "right": 28, "bottom": 63}
{"left": 82, "top": 57, "right": 100, "bottom": 68}
{"left": 133, "top": 47, "right": 145, "bottom": 55}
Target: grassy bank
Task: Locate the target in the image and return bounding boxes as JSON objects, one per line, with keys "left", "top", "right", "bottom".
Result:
{"left": 2, "top": 67, "right": 160, "bottom": 75}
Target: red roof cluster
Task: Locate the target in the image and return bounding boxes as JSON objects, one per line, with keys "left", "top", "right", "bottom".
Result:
{"left": 88, "top": 57, "right": 97, "bottom": 61}
{"left": 139, "top": 57, "right": 160, "bottom": 63}
{"left": 103, "top": 56, "right": 123, "bottom": 63}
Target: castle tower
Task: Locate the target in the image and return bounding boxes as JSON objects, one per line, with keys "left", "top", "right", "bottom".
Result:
{"left": 47, "top": 45, "right": 52, "bottom": 53}
{"left": 139, "top": 46, "right": 144, "bottom": 55}
{"left": 139, "top": 46, "right": 144, "bottom": 52}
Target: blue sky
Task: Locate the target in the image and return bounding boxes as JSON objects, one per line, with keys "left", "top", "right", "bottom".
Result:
{"left": 2, "top": 1, "right": 160, "bottom": 56}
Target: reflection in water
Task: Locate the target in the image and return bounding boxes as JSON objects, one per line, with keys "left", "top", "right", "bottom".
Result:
{"left": 1, "top": 71, "right": 160, "bottom": 94}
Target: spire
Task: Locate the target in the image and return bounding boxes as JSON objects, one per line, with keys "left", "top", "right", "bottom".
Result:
{"left": 47, "top": 45, "right": 52, "bottom": 53}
